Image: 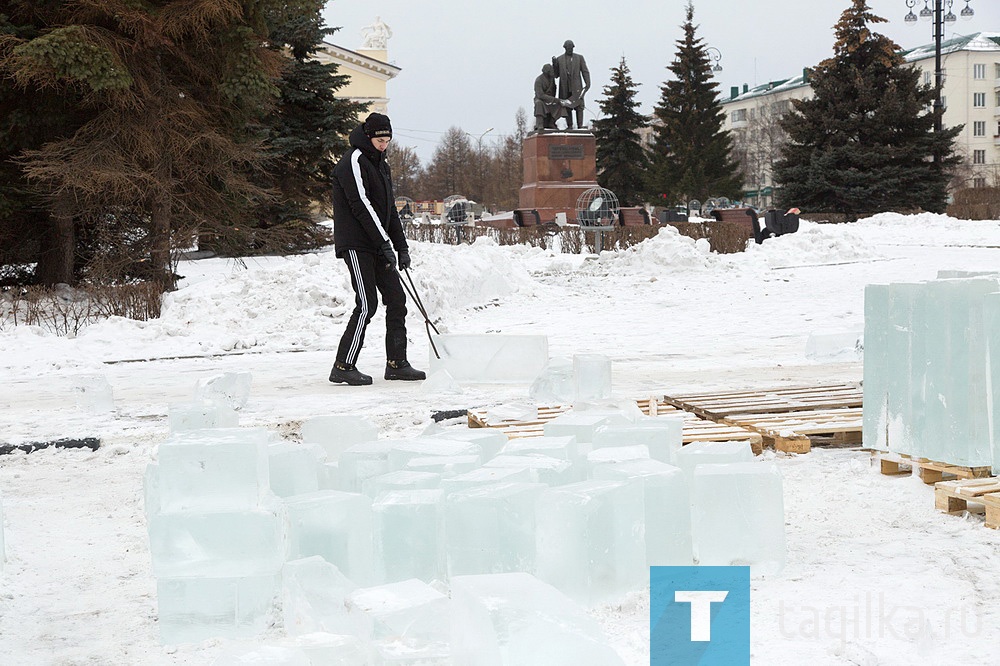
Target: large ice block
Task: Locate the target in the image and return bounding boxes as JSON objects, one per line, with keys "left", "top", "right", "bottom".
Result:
{"left": 405, "top": 454, "right": 481, "bottom": 476}
{"left": 884, "top": 282, "right": 923, "bottom": 455}
{"left": 338, "top": 441, "right": 396, "bottom": 493}
{"left": 157, "top": 572, "right": 279, "bottom": 644}
{"left": 985, "top": 292, "right": 1000, "bottom": 475}
{"left": 483, "top": 454, "right": 576, "bottom": 486}
{"left": 920, "top": 278, "right": 997, "bottom": 465}
{"left": 529, "top": 356, "right": 575, "bottom": 404}
{"left": 72, "top": 374, "right": 115, "bottom": 413}
{"left": 500, "top": 435, "right": 578, "bottom": 462}
{"left": 445, "top": 482, "right": 545, "bottom": 576}
{"left": 156, "top": 428, "right": 271, "bottom": 511}
{"left": 281, "top": 556, "right": 369, "bottom": 638}
{"left": 573, "top": 354, "right": 612, "bottom": 401}
{"left": 373, "top": 490, "right": 446, "bottom": 584}
{"left": 429, "top": 334, "right": 548, "bottom": 383}
{"left": 301, "top": 415, "right": 379, "bottom": 462}
{"left": 347, "top": 579, "right": 450, "bottom": 646}
{"left": 438, "top": 466, "right": 533, "bottom": 495}
{"left": 283, "top": 490, "right": 373, "bottom": 585}
{"left": 804, "top": 329, "right": 863, "bottom": 361}
{"left": 362, "top": 470, "right": 440, "bottom": 498}
{"left": 593, "top": 459, "right": 692, "bottom": 565}
{"left": 268, "top": 442, "right": 321, "bottom": 498}
{"left": 148, "top": 508, "right": 283, "bottom": 577}
{"left": 194, "top": 371, "right": 252, "bottom": 411}
{"left": 387, "top": 438, "right": 481, "bottom": 471}
{"left": 431, "top": 427, "right": 508, "bottom": 461}
{"left": 691, "top": 461, "right": 785, "bottom": 575}
{"left": 535, "top": 479, "right": 646, "bottom": 605}
{"left": 542, "top": 410, "right": 631, "bottom": 446}
{"left": 449, "top": 572, "right": 625, "bottom": 666}
{"left": 862, "top": 283, "right": 891, "bottom": 451}
{"left": 168, "top": 400, "right": 239, "bottom": 433}
{"left": 592, "top": 417, "right": 684, "bottom": 463}
{"left": 586, "top": 445, "right": 650, "bottom": 469}
{"left": 671, "top": 440, "right": 755, "bottom": 481}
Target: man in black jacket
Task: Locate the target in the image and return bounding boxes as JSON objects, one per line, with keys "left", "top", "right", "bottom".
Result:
{"left": 328, "top": 113, "right": 426, "bottom": 385}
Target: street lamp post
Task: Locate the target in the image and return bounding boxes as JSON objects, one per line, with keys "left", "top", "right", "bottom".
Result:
{"left": 905, "top": 0, "right": 974, "bottom": 134}
{"left": 706, "top": 47, "right": 723, "bottom": 73}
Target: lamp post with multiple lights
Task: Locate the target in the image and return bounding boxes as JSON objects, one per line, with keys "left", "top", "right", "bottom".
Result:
{"left": 904, "top": 0, "right": 974, "bottom": 133}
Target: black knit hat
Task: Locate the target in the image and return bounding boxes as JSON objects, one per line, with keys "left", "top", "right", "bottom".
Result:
{"left": 364, "top": 113, "right": 392, "bottom": 139}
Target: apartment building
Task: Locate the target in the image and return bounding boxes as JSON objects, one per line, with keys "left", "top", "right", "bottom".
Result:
{"left": 720, "top": 32, "right": 1000, "bottom": 208}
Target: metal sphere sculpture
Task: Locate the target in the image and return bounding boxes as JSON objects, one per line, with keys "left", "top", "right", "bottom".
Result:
{"left": 575, "top": 187, "right": 619, "bottom": 228}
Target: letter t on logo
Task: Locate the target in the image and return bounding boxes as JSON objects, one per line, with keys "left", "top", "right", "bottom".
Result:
{"left": 675, "top": 591, "right": 729, "bottom": 641}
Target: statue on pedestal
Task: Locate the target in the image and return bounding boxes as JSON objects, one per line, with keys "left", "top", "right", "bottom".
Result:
{"left": 533, "top": 64, "right": 563, "bottom": 131}
{"left": 361, "top": 16, "right": 392, "bottom": 49}
{"left": 551, "top": 40, "right": 590, "bottom": 130}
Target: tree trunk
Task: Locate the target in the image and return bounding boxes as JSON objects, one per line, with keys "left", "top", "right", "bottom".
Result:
{"left": 150, "top": 193, "right": 174, "bottom": 289}
{"left": 34, "top": 193, "right": 75, "bottom": 286}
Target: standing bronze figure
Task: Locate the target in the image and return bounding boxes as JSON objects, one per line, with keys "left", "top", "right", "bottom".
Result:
{"left": 552, "top": 40, "right": 591, "bottom": 129}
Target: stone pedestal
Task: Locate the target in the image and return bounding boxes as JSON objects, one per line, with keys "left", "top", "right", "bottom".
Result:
{"left": 519, "top": 131, "right": 598, "bottom": 224}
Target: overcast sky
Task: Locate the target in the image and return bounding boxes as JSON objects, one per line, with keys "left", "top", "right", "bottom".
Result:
{"left": 320, "top": 0, "right": 1000, "bottom": 163}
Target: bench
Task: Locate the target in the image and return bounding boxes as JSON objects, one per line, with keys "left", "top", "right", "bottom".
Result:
{"left": 618, "top": 207, "right": 652, "bottom": 226}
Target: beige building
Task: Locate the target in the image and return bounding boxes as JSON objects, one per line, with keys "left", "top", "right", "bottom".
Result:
{"left": 315, "top": 17, "right": 400, "bottom": 117}
{"left": 720, "top": 31, "right": 1000, "bottom": 208}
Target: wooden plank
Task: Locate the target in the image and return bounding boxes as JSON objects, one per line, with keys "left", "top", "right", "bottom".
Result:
{"left": 934, "top": 479, "right": 1000, "bottom": 527}
{"left": 876, "top": 453, "right": 993, "bottom": 484}
{"left": 662, "top": 383, "right": 862, "bottom": 419}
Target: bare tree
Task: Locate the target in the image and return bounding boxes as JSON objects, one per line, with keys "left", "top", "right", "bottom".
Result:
{"left": 731, "top": 100, "right": 791, "bottom": 208}
{"left": 387, "top": 144, "right": 423, "bottom": 199}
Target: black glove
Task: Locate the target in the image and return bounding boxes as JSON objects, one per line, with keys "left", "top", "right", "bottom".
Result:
{"left": 379, "top": 241, "right": 396, "bottom": 269}
{"left": 398, "top": 249, "right": 411, "bottom": 270}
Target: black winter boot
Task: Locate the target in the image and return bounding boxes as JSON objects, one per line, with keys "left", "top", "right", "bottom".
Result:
{"left": 329, "top": 361, "right": 373, "bottom": 386}
{"left": 385, "top": 359, "right": 426, "bottom": 381}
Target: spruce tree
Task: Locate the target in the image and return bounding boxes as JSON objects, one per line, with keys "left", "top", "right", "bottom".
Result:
{"left": 2, "top": 0, "right": 285, "bottom": 287}
{"left": 249, "top": 1, "right": 367, "bottom": 253}
{"left": 773, "top": 0, "right": 960, "bottom": 217}
{"left": 649, "top": 2, "right": 741, "bottom": 206}
{"left": 593, "top": 57, "right": 649, "bottom": 207}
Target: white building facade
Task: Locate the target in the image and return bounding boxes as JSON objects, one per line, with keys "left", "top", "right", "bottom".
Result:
{"left": 720, "top": 32, "right": 1000, "bottom": 208}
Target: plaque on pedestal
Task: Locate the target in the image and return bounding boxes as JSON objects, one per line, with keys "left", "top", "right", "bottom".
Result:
{"left": 519, "top": 130, "right": 598, "bottom": 225}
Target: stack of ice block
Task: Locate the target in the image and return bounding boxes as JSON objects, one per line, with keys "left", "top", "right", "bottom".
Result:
{"left": 535, "top": 479, "right": 646, "bottom": 604}
{"left": 167, "top": 399, "right": 238, "bottom": 433}
{"left": 268, "top": 441, "right": 322, "bottom": 497}
{"left": 691, "top": 461, "right": 785, "bottom": 575}
{"left": 194, "top": 371, "right": 252, "bottom": 411}
{"left": 671, "top": 440, "right": 755, "bottom": 481}
{"left": 347, "top": 579, "right": 451, "bottom": 660}
{"left": 573, "top": 354, "right": 612, "bottom": 401}
{"left": 591, "top": 416, "right": 684, "bottom": 464}
{"left": 283, "top": 490, "right": 374, "bottom": 586}
{"left": 593, "top": 459, "right": 692, "bottom": 566}
{"left": 449, "top": 573, "right": 625, "bottom": 665}
{"left": 444, "top": 482, "right": 546, "bottom": 576}
{"left": 373, "top": 489, "right": 446, "bottom": 583}
{"left": 863, "top": 277, "right": 1000, "bottom": 468}
{"left": 280, "top": 556, "right": 367, "bottom": 638}
{"left": 429, "top": 334, "right": 549, "bottom": 383}
{"left": 146, "top": 427, "right": 282, "bottom": 644}
{"left": 301, "top": 414, "right": 379, "bottom": 461}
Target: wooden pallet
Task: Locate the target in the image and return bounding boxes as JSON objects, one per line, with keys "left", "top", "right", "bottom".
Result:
{"left": 723, "top": 407, "right": 864, "bottom": 455}
{"left": 934, "top": 478, "right": 1000, "bottom": 528}
{"left": 467, "top": 399, "right": 763, "bottom": 453}
{"left": 877, "top": 452, "right": 994, "bottom": 484}
{"left": 662, "top": 383, "right": 862, "bottom": 420}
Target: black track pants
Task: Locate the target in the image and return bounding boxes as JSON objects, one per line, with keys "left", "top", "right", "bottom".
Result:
{"left": 336, "top": 249, "right": 408, "bottom": 366}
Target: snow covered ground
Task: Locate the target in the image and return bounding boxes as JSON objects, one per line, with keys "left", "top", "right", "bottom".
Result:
{"left": 1, "top": 213, "right": 999, "bottom": 664}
